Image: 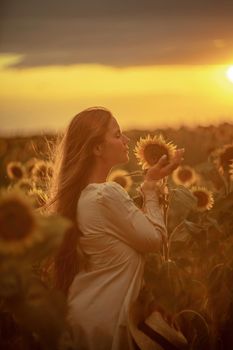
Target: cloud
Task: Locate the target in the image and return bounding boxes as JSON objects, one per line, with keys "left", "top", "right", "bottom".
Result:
{"left": 1, "top": 0, "right": 233, "bottom": 68}
{"left": 1, "top": 0, "right": 233, "bottom": 19}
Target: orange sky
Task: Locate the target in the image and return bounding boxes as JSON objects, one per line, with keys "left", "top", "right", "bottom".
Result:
{"left": 0, "top": 55, "right": 233, "bottom": 134}
{"left": 1, "top": 1, "right": 233, "bottom": 134}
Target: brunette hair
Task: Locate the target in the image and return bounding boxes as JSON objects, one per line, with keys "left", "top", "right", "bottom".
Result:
{"left": 44, "top": 107, "right": 112, "bottom": 295}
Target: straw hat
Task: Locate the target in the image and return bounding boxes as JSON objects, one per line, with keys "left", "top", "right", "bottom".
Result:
{"left": 128, "top": 294, "right": 188, "bottom": 350}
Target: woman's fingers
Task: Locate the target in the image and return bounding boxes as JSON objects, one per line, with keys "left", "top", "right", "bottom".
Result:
{"left": 170, "top": 149, "right": 184, "bottom": 167}
{"left": 173, "top": 148, "right": 185, "bottom": 162}
{"left": 157, "top": 154, "right": 168, "bottom": 168}
{"left": 145, "top": 148, "right": 185, "bottom": 181}
{"left": 160, "top": 148, "right": 185, "bottom": 176}
{"left": 161, "top": 161, "right": 178, "bottom": 176}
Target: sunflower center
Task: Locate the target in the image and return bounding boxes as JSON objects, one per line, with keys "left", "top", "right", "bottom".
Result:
{"left": 144, "top": 144, "right": 169, "bottom": 166}
{"left": 178, "top": 169, "right": 193, "bottom": 182}
{"left": 18, "top": 180, "right": 33, "bottom": 192}
{"left": 0, "top": 200, "right": 35, "bottom": 241}
{"left": 36, "top": 165, "right": 48, "bottom": 179}
{"left": 11, "top": 166, "right": 23, "bottom": 179}
{"left": 193, "top": 191, "right": 209, "bottom": 208}
{"left": 114, "top": 176, "right": 127, "bottom": 188}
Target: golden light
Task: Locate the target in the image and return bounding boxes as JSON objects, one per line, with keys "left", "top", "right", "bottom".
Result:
{"left": 226, "top": 66, "right": 233, "bottom": 83}
{"left": 1, "top": 56, "right": 233, "bottom": 131}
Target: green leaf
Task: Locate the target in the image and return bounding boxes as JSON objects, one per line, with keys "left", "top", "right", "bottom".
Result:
{"left": 195, "top": 161, "right": 224, "bottom": 190}
{"left": 169, "top": 186, "right": 197, "bottom": 226}
{"left": 174, "top": 309, "right": 210, "bottom": 350}
{"left": 184, "top": 220, "right": 204, "bottom": 235}
{"left": 169, "top": 222, "right": 191, "bottom": 244}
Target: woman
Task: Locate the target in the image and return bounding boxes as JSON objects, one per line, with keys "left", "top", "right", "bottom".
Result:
{"left": 46, "top": 106, "right": 184, "bottom": 350}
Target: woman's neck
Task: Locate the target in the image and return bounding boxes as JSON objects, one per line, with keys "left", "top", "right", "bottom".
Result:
{"left": 86, "top": 161, "right": 111, "bottom": 185}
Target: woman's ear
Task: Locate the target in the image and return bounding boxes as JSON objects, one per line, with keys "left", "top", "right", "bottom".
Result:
{"left": 93, "top": 143, "right": 103, "bottom": 157}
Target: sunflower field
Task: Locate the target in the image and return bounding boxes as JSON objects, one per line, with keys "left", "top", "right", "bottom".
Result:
{"left": 0, "top": 122, "right": 233, "bottom": 350}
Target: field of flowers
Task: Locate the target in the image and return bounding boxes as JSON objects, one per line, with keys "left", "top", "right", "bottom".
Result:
{"left": 0, "top": 122, "right": 233, "bottom": 350}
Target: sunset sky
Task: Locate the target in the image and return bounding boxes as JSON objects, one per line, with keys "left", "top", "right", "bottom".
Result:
{"left": 1, "top": 0, "right": 233, "bottom": 134}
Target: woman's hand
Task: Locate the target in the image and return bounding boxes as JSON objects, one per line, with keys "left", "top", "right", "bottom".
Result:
{"left": 145, "top": 148, "right": 185, "bottom": 182}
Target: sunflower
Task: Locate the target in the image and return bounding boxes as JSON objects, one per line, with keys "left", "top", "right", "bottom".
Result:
{"left": 14, "top": 178, "right": 35, "bottom": 194}
{"left": 172, "top": 165, "right": 198, "bottom": 187}
{"left": 25, "top": 157, "right": 40, "bottom": 177}
{"left": 32, "top": 160, "right": 54, "bottom": 181}
{"left": 6, "top": 161, "right": 26, "bottom": 181}
{"left": 190, "top": 186, "right": 214, "bottom": 212}
{"left": 212, "top": 143, "right": 233, "bottom": 175}
{"left": 230, "top": 160, "right": 233, "bottom": 181}
{"left": 134, "top": 134, "right": 177, "bottom": 170}
{"left": 107, "top": 169, "right": 133, "bottom": 192}
{"left": 28, "top": 188, "right": 49, "bottom": 209}
{"left": 0, "top": 190, "right": 43, "bottom": 255}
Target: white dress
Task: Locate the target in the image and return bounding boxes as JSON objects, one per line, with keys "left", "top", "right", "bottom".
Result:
{"left": 67, "top": 181, "right": 166, "bottom": 350}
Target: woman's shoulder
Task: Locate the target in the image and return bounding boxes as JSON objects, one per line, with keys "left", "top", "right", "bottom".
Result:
{"left": 82, "top": 181, "right": 124, "bottom": 194}
{"left": 79, "top": 181, "right": 135, "bottom": 217}
{"left": 81, "top": 181, "right": 129, "bottom": 201}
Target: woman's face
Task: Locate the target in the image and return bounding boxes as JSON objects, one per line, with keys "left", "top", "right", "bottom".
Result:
{"left": 99, "top": 116, "right": 130, "bottom": 167}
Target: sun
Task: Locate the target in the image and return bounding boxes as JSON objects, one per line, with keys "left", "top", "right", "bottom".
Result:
{"left": 226, "top": 66, "right": 233, "bottom": 83}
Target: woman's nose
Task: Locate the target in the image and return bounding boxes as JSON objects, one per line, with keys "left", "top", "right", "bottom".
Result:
{"left": 123, "top": 134, "right": 130, "bottom": 144}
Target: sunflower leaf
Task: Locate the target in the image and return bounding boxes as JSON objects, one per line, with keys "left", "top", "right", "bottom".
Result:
{"left": 169, "top": 186, "right": 197, "bottom": 228}
{"left": 174, "top": 309, "right": 210, "bottom": 350}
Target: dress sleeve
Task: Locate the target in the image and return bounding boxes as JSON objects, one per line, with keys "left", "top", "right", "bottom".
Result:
{"left": 96, "top": 182, "right": 167, "bottom": 254}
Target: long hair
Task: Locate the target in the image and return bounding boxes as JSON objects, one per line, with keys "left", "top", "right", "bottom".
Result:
{"left": 44, "top": 107, "right": 112, "bottom": 295}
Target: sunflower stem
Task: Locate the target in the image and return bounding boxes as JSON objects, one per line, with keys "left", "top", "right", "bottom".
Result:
{"left": 162, "top": 177, "right": 169, "bottom": 261}
{"left": 167, "top": 220, "right": 185, "bottom": 260}
{"left": 126, "top": 170, "right": 144, "bottom": 176}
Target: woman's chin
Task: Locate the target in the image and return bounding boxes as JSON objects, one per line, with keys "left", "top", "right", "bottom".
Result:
{"left": 122, "top": 154, "right": 130, "bottom": 164}
{"left": 113, "top": 153, "right": 129, "bottom": 167}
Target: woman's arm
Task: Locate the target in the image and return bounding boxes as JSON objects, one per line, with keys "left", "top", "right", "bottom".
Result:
{"left": 97, "top": 182, "right": 167, "bottom": 254}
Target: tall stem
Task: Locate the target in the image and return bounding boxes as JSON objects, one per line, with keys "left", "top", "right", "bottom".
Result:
{"left": 162, "top": 177, "right": 169, "bottom": 261}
